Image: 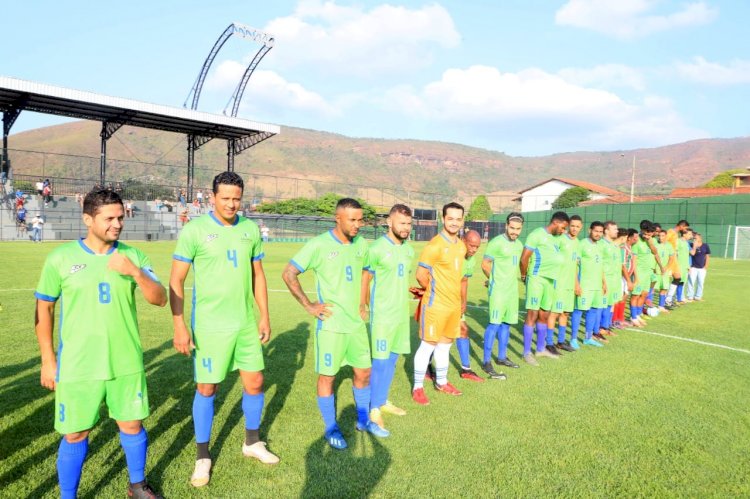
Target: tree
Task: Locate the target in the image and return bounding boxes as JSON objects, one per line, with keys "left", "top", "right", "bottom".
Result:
{"left": 255, "top": 193, "right": 377, "bottom": 221}
{"left": 702, "top": 168, "right": 746, "bottom": 188}
{"left": 466, "top": 195, "right": 492, "bottom": 221}
{"left": 552, "top": 186, "right": 589, "bottom": 209}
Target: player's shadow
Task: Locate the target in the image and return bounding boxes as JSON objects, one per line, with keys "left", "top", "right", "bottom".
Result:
{"left": 0, "top": 357, "right": 37, "bottom": 380}
{"left": 301, "top": 405, "right": 391, "bottom": 498}
{"left": 261, "top": 321, "right": 310, "bottom": 436}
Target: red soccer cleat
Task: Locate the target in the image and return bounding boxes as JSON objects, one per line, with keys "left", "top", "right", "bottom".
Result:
{"left": 412, "top": 388, "right": 430, "bottom": 405}
{"left": 435, "top": 382, "right": 463, "bottom": 396}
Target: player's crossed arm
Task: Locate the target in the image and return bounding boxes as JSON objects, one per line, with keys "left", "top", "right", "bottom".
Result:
{"left": 169, "top": 258, "right": 195, "bottom": 356}
{"left": 35, "top": 299, "right": 57, "bottom": 390}
{"left": 108, "top": 250, "right": 167, "bottom": 306}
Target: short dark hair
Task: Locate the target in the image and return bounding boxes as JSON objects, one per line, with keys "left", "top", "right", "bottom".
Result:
{"left": 653, "top": 222, "right": 662, "bottom": 231}
{"left": 570, "top": 215, "right": 583, "bottom": 222}
{"left": 389, "top": 204, "right": 412, "bottom": 217}
{"left": 506, "top": 212, "right": 524, "bottom": 224}
{"left": 617, "top": 228, "right": 629, "bottom": 238}
{"left": 590, "top": 221, "right": 604, "bottom": 230}
{"left": 336, "top": 198, "right": 362, "bottom": 210}
{"left": 640, "top": 219, "right": 653, "bottom": 231}
{"left": 213, "top": 171, "right": 244, "bottom": 194}
{"left": 442, "top": 202, "right": 464, "bottom": 218}
{"left": 83, "top": 189, "right": 123, "bottom": 216}
{"left": 627, "top": 228, "right": 639, "bottom": 238}
{"left": 604, "top": 220, "right": 617, "bottom": 230}
{"left": 550, "top": 211, "right": 570, "bottom": 223}
{"left": 677, "top": 219, "right": 689, "bottom": 227}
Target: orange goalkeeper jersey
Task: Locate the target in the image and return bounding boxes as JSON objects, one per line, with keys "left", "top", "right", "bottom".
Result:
{"left": 417, "top": 232, "right": 466, "bottom": 312}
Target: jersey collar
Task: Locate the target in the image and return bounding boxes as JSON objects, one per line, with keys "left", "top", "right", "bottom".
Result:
{"left": 79, "top": 238, "right": 118, "bottom": 255}
{"left": 439, "top": 232, "right": 457, "bottom": 244}
{"left": 209, "top": 211, "right": 239, "bottom": 226}
{"left": 329, "top": 229, "right": 354, "bottom": 245}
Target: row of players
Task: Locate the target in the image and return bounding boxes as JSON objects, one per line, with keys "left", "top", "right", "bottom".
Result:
{"left": 33, "top": 172, "right": 696, "bottom": 498}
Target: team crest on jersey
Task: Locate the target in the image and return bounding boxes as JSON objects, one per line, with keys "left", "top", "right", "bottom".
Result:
{"left": 356, "top": 250, "right": 364, "bottom": 258}
{"left": 69, "top": 264, "right": 86, "bottom": 274}
{"left": 206, "top": 234, "right": 219, "bottom": 243}
{"left": 328, "top": 251, "right": 339, "bottom": 260}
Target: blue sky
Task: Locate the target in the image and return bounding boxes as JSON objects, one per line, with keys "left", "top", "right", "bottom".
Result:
{"left": 3, "top": 0, "right": 749, "bottom": 156}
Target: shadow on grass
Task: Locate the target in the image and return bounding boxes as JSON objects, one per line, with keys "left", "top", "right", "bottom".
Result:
{"left": 0, "top": 357, "right": 37, "bottom": 381}
{"left": 301, "top": 406, "right": 391, "bottom": 499}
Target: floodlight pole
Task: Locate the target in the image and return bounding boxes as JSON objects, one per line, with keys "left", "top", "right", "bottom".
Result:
{"left": 630, "top": 155, "right": 636, "bottom": 203}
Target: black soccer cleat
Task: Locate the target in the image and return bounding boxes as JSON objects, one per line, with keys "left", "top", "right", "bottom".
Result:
{"left": 481, "top": 362, "right": 507, "bottom": 380}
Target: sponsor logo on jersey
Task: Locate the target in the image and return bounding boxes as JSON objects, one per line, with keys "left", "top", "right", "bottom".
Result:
{"left": 328, "top": 251, "right": 339, "bottom": 260}
{"left": 206, "top": 234, "right": 219, "bottom": 243}
{"left": 69, "top": 264, "right": 86, "bottom": 274}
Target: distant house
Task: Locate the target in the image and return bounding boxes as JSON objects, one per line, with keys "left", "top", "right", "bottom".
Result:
{"left": 515, "top": 178, "right": 627, "bottom": 212}
{"left": 732, "top": 167, "right": 750, "bottom": 188}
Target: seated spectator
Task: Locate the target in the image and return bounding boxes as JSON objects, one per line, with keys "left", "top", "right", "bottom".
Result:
{"left": 155, "top": 198, "right": 164, "bottom": 211}
{"left": 179, "top": 208, "right": 190, "bottom": 226}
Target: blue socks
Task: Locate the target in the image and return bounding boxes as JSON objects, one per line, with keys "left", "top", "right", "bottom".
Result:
{"left": 370, "top": 358, "right": 390, "bottom": 409}
{"left": 483, "top": 323, "right": 501, "bottom": 363}
{"left": 119, "top": 428, "right": 147, "bottom": 484}
{"left": 647, "top": 288, "right": 654, "bottom": 303}
{"left": 58, "top": 437, "right": 88, "bottom": 499}
{"left": 593, "top": 308, "right": 602, "bottom": 333}
{"left": 659, "top": 294, "right": 666, "bottom": 307}
{"left": 242, "top": 392, "right": 264, "bottom": 431}
{"left": 557, "top": 325, "right": 566, "bottom": 344}
{"left": 571, "top": 310, "right": 583, "bottom": 341}
{"left": 523, "top": 324, "right": 534, "bottom": 356}
{"left": 193, "top": 392, "right": 215, "bottom": 444}
{"left": 498, "top": 323, "right": 510, "bottom": 360}
{"left": 676, "top": 283, "right": 684, "bottom": 302}
{"left": 352, "top": 386, "right": 371, "bottom": 427}
{"left": 317, "top": 395, "right": 338, "bottom": 433}
{"left": 585, "top": 309, "right": 596, "bottom": 339}
{"left": 546, "top": 323, "right": 555, "bottom": 346}
{"left": 456, "top": 337, "right": 471, "bottom": 368}
{"left": 535, "top": 322, "right": 548, "bottom": 352}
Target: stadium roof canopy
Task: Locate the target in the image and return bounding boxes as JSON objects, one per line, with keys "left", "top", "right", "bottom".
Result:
{"left": 0, "top": 75, "right": 280, "bottom": 197}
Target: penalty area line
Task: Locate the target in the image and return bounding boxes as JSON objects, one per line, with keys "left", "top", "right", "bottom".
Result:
{"left": 624, "top": 328, "right": 750, "bottom": 355}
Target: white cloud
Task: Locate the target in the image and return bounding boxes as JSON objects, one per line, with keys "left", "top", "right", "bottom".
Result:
{"left": 558, "top": 64, "right": 646, "bottom": 91}
{"left": 674, "top": 56, "right": 750, "bottom": 85}
{"left": 555, "top": 0, "right": 718, "bottom": 39}
{"left": 384, "top": 65, "right": 705, "bottom": 152}
{"left": 206, "top": 61, "right": 337, "bottom": 117}
{"left": 262, "top": 0, "right": 460, "bottom": 75}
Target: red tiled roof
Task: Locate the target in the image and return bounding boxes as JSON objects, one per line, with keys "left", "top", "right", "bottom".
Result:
{"left": 669, "top": 186, "right": 750, "bottom": 198}
{"left": 518, "top": 177, "right": 621, "bottom": 196}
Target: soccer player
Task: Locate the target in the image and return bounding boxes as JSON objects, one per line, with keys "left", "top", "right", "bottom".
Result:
{"left": 599, "top": 221, "right": 622, "bottom": 337}
{"left": 456, "top": 229, "right": 485, "bottom": 381}
{"left": 361, "top": 204, "right": 415, "bottom": 429}
{"left": 611, "top": 228, "right": 634, "bottom": 328}
{"left": 630, "top": 220, "right": 662, "bottom": 326}
{"left": 481, "top": 213, "right": 524, "bottom": 377}
{"left": 551, "top": 214, "right": 582, "bottom": 351}
{"left": 35, "top": 189, "right": 167, "bottom": 499}
{"left": 655, "top": 229, "right": 676, "bottom": 312}
{"left": 411, "top": 202, "right": 467, "bottom": 404}
{"left": 576, "top": 221, "right": 607, "bottom": 347}
{"left": 171, "top": 172, "right": 278, "bottom": 488}
{"left": 519, "top": 211, "right": 569, "bottom": 364}
{"left": 670, "top": 228, "right": 693, "bottom": 305}
{"left": 282, "top": 198, "right": 387, "bottom": 450}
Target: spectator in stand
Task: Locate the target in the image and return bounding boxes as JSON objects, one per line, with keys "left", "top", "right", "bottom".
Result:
{"left": 76, "top": 193, "right": 84, "bottom": 209}
{"left": 36, "top": 179, "right": 44, "bottom": 196}
{"left": 43, "top": 182, "right": 53, "bottom": 206}
{"left": 15, "top": 190, "right": 25, "bottom": 210}
{"left": 192, "top": 198, "right": 201, "bottom": 214}
{"left": 686, "top": 233, "right": 710, "bottom": 301}
{"left": 179, "top": 190, "right": 186, "bottom": 208}
{"left": 125, "top": 200, "right": 134, "bottom": 218}
{"left": 155, "top": 198, "right": 164, "bottom": 211}
{"left": 179, "top": 208, "right": 190, "bottom": 226}
{"left": 31, "top": 213, "right": 44, "bottom": 242}
{"left": 196, "top": 189, "right": 204, "bottom": 207}
{"left": 16, "top": 206, "right": 27, "bottom": 235}
{"left": 115, "top": 182, "right": 124, "bottom": 195}
{"left": 261, "top": 225, "right": 270, "bottom": 243}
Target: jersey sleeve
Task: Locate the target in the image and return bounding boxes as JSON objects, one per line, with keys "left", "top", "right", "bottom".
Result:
{"left": 35, "top": 253, "right": 62, "bottom": 302}
{"left": 417, "top": 241, "right": 441, "bottom": 270}
{"left": 704, "top": 244, "right": 711, "bottom": 255}
{"left": 250, "top": 222, "right": 264, "bottom": 261}
{"left": 173, "top": 223, "right": 198, "bottom": 263}
{"left": 290, "top": 238, "right": 319, "bottom": 273}
{"left": 484, "top": 238, "right": 500, "bottom": 261}
{"left": 363, "top": 241, "right": 379, "bottom": 273}
{"left": 134, "top": 247, "right": 160, "bottom": 283}
{"left": 524, "top": 229, "right": 540, "bottom": 251}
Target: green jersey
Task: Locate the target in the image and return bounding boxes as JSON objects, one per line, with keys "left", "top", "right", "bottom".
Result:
{"left": 601, "top": 238, "right": 622, "bottom": 279}
{"left": 555, "top": 233, "right": 580, "bottom": 290}
{"left": 657, "top": 241, "right": 675, "bottom": 269}
{"left": 291, "top": 230, "right": 369, "bottom": 333}
{"left": 463, "top": 254, "right": 478, "bottom": 278}
{"left": 524, "top": 227, "right": 563, "bottom": 279}
{"left": 677, "top": 238, "right": 690, "bottom": 270}
{"left": 35, "top": 240, "right": 157, "bottom": 382}
{"left": 364, "top": 235, "right": 414, "bottom": 325}
{"left": 632, "top": 236, "right": 656, "bottom": 272}
{"left": 578, "top": 238, "right": 604, "bottom": 291}
{"left": 484, "top": 234, "right": 523, "bottom": 295}
{"left": 173, "top": 213, "right": 264, "bottom": 334}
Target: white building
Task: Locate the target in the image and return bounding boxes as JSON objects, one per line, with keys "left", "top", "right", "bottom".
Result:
{"left": 516, "top": 178, "right": 625, "bottom": 212}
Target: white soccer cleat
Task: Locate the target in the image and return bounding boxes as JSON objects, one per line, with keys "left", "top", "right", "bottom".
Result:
{"left": 242, "top": 441, "right": 280, "bottom": 464}
{"left": 190, "top": 458, "right": 212, "bottom": 487}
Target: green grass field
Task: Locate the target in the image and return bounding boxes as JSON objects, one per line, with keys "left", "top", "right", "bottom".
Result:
{"left": 1, "top": 240, "right": 749, "bottom": 498}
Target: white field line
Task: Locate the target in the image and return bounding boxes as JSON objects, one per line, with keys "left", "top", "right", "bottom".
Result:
{"left": 623, "top": 327, "right": 750, "bottom": 354}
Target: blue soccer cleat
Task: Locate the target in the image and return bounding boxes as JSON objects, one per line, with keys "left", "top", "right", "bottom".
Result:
{"left": 583, "top": 338, "right": 603, "bottom": 348}
{"left": 324, "top": 427, "right": 348, "bottom": 450}
{"left": 569, "top": 338, "right": 580, "bottom": 350}
{"left": 356, "top": 420, "right": 391, "bottom": 438}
